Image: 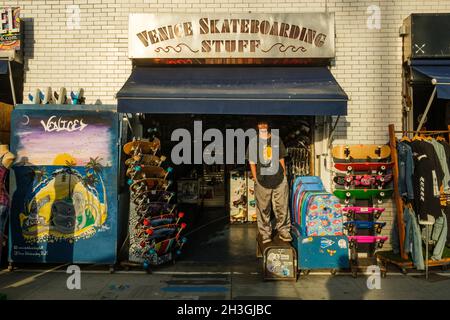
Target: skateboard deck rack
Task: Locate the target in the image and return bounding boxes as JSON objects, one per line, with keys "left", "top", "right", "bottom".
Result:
{"left": 332, "top": 143, "right": 393, "bottom": 277}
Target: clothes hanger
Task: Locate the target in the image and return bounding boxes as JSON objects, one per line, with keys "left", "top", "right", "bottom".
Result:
{"left": 412, "top": 134, "right": 423, "bottom": 141}
{"left": 436, "top": 135, "right": 446, "bottom": 142}
{"left": 400, "top": 133, "right": 411, "bottom": 142}
{"left": 424, "top": 135, "right": 433, "bottom": 141}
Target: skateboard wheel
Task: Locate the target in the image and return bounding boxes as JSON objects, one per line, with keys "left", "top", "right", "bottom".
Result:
{"left": 381, "top": 165, "right": 386, "bottom": 171}
{"left": 380, "top": 177, "right": 385, "bottom": 182}
{"left": 345, "top": 192, "right": 351, "bottom": 197}
{"left": 379, "top": 192, "right": 385, "bottom": 197}
{"left": 347, "top": 166, "right": 353, "bottom": 172}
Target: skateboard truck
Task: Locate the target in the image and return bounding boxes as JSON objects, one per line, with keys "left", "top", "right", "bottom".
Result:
{"left": 375, "top": 145, "right": 382, "bottom": 158}
{"left": 344, "top": 146, "right": 350, "bottom": 159}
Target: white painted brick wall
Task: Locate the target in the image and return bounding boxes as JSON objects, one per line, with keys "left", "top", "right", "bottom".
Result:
{"left": 3, "top": 0, "right": 450, "bottom": 250}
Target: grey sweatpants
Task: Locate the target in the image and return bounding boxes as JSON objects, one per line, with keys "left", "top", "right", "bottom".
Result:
{"left": 255, "top": 176, "right": 290, "bottom": 238}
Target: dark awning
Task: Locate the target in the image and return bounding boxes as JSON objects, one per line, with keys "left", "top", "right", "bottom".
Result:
{"left": 117, "top": 67, "right": 348, "bottom": 115}
{"left": 0, "top": 60, "right": 8, "bottom": 74}
{"left": 412, "top": 60, "right": 450, "bottom": 99}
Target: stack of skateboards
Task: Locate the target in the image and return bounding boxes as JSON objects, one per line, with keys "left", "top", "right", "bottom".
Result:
{"left": 28, "top": 87, "right": 85, "bottom": 105}
{"left": 122, "top": 137, "right": 187, "bottom": 271}
{"left": 331, "top": 144, "right": 391, "bottom": 277}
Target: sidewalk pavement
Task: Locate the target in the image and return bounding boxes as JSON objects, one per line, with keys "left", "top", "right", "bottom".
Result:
{"left": 1, "top": 264, "right": 450, "bottom": 300}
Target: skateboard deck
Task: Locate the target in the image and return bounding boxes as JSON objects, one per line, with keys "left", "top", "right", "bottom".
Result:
{"left": 348, "top": 235, "right": 388, "bottom": 249}
{"left": 130, "top": 178, "right": 171, "bottom": 193}
{"left": 28, "top": 89, "right": 42, "bottom": 104}
{"left": 41, "top": 87, "right": 54, "bottom": 104}
{"left": 136, "top": 202, "right": 177, "bottom": 216}
{"left": 333, "top": 174, "right": 392, "bottom": 188}
{"left": 332, "top": 144, "right": 391, "bottom": 161}
{"left": 344, "top": 221, "right": 386, "bottom": 234}
{"left": 125, "top": 154, "right": 166, "bottom": 167}
{"left": 139, "top": 212, "right": 183, "bottom": 228}
{"left": 333, "top": 189, "right": 393, "bottom": 200}
{"left": 70, "top": 89, "right": 85, "bottom": 104}
{"left": 123, "top": 139, "right": 161, "bottom": 156}
{"left": 342, "top": 206, "right": 385, "bottom": 219}
{"left": 127, "top": 166, "right": 172, "bottom": 180}
{"left": 131, "top": 190, "right": 175, "bottom": 203}
{"left": 334, "top": 162, "right": 394, "bottom": 173}
{"left": 54, "top": 87, "right": 67, "bottom": 104}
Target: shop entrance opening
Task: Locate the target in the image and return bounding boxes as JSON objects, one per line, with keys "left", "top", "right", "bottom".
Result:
{"left": 128, "top": 114, "right": 314, "bottom": 269}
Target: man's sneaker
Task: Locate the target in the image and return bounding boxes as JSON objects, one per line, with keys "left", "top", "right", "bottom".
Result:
{"left": 262, "top": 236, "right": 272, "bottom": 244}
{"left": 279, "top": 232, "right": 292, "bottom": 242}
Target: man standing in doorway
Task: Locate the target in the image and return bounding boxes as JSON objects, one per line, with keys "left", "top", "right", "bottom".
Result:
{"left": 247, "top": 120, "right": 291, "bottom": 244}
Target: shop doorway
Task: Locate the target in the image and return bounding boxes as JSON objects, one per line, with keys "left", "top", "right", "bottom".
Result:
{"left": 130, "top": 114, "right": 314, "bottom": 267}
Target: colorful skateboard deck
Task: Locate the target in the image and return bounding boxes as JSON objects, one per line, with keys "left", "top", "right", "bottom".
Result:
{"left": 332, "top": 144, "right": 391, "bottom": 161}
{"left": 125, "top": 154, "right": 166, "bottom": 167}
{"left": 333, "top": 189, "right": 393, "bottom": 201}
{"left": 123, "top": 139, "right": 161, "bottom": 156}
{"left": 333, "top": 174, "right": 392, "bottom": 187}
{"left": 70, "top": 89, "right": 85, "bottom": 105}
{"left": 342, "top": 206, "right": 385, "bottom": 219}
{"left": 41, "top": 87, "right": 54, "bottom": 104}
{"left": 344, "top": 221, "right": 386, "bottom": 234}
{"left": 139, "top": 212, "right": 184, "bottom": 228}
{"left": 28, "top": 89, "right": 42, "bottom": 104}
{"left": 334, "top": 162, "right": 394, "bottom": 173}
{"left": 348, "top": 235, "right": 388, "bottom": 249}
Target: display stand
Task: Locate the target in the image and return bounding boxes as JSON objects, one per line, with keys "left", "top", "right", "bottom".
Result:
{"left": 376, "top": 124, "right": 450, "bottom": 273}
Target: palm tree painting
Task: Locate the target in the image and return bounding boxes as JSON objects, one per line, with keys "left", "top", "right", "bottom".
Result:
{"left": 64, "top": 160, "right": 77, "bottom": 198}
{"left": 86, "top": 157, "right": 107, "bottom": 227}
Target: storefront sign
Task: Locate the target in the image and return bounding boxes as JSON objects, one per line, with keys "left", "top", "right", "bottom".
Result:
{"left": 0, "top": 7, "right": 21, "bottom": 51}
{"left": 129, "top": 13, "right": 335, "bottom": 59}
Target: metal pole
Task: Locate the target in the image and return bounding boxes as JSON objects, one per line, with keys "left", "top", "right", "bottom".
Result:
{"left": 416, "top": 86, "right": 437, "bottom": 132}
{"left": 425, "top": 225, "right": 429, "bottom": 280}
{"left": 7, "top": 60, "right": 17, "bottom": 106}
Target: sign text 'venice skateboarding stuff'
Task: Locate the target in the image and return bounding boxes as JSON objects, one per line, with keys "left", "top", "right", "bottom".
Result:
{"left": 129, "top": 13, "right": 335, "bottom": 59}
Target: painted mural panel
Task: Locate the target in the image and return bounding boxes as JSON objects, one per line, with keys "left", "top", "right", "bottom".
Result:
{"left": 9, "top": 108, "right": 119, "bottom": 263}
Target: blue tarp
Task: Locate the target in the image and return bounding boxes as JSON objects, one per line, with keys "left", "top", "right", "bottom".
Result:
{"left": 412, "top": 61, "right": 450, "bottom": 99}
{"left": 117, "top": 67, "right": 348, "bottom": 115}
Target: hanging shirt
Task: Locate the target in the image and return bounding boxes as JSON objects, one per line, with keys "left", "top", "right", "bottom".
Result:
{"left": 410, "top": 140, "right": 444, "bottom": 220}
{"left": 428, "top": 139, "right": 450, "bottom": 192}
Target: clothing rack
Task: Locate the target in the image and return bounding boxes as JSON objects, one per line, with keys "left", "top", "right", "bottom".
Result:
{"left": 387, "top": 124, "right": 450, "bottom": 262}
